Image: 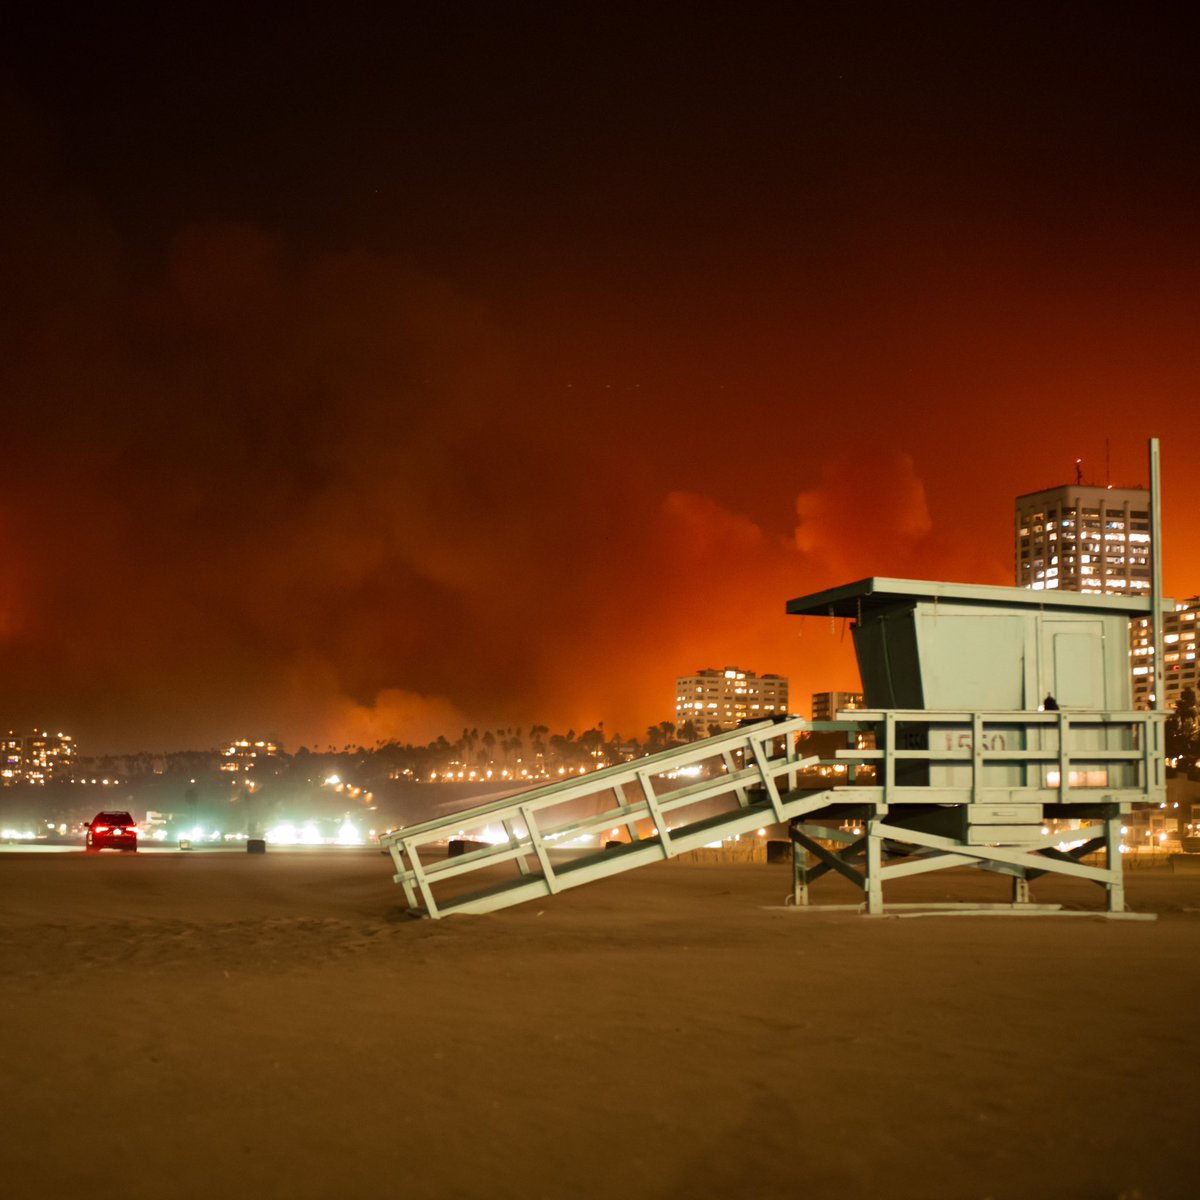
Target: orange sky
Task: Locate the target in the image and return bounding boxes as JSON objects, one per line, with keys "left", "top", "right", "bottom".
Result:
{"left": 2, "top": 6, "right": 1198, "bottom": 752}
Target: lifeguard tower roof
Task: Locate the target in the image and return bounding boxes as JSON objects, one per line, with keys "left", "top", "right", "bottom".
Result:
{"left": 786, "top": 577, "right": 1154, "bottom": 620}
{"left": 787, "top": 577, "right": 1170, "bottom": 712}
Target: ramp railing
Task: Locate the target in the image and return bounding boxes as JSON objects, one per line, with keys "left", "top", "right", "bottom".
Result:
{"left": 381, "top": 718, "right": 824, "bottom": 917}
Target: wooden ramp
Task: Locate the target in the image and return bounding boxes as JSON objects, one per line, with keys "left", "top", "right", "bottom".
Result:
{"left": 380, "top": 719, "right": 832, "bottom": 917}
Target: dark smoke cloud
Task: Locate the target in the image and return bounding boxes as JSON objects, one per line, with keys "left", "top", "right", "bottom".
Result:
{"left": 2, "top": 175, "right": 857, "bottom": 750}
{"left": 4, "top": 75, "right": 1200, "bottom": 754}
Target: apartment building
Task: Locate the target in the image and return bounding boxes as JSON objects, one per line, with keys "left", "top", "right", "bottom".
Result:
{"left": 811, "top": 691, "right": 864, "bottom": 722}
{"left": 675, "top": 667, "right": 789, "bottom": 732}
{"left": 1015, "top": 483, "right": 1151, "bottom": 595}
{"left": 1, "top": 730, "right": 76, "bottom": 784}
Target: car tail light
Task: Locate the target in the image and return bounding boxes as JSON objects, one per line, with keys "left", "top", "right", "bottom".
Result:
{"left": 93, "top": 824, "right": 110, "bottom": 834}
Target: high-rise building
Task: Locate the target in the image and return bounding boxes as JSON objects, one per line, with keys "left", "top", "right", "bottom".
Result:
{"left": 811, "top": 691, "right": 864, "bottom": 722}
{"left": 1131, "top": 597, "right": 1199, "bottom": 711}
{"left": 675, "top": 667, "right": 789, "bottom": 733}
{"left": 1014, "top": 483, "right": 1152, "bottom": 595}
{"left": 1014, "top": 478, "right": 1176, "bottom": 706}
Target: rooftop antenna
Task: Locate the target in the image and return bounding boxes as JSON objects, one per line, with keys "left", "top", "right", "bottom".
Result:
{"left": 1074, "top": 458, "right": 1083, "bottom": 485}
{"left": 1106, "top": 438, "right": 1112, "bottom": 488}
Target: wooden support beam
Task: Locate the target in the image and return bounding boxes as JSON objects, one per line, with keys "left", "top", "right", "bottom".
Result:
{"left": 791, "top": 829, "right": 867, "bottom": 890}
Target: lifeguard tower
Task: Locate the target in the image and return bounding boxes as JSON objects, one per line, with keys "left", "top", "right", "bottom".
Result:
{"left": 378, "top": 574, "right": 1164, "bottom": 917}
{"left": 381, "top": 436, "right": 1169, "bottom": 918}
{"left": 783, "top": 578, "right": 1165, "bottom": 914}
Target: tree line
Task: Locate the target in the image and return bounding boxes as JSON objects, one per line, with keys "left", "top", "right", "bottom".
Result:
{"left": 1166, "top": 687, "right": 1200, "bottom": 767}
{"left": 50, "top": 719, "right": 725, "bottom": 790}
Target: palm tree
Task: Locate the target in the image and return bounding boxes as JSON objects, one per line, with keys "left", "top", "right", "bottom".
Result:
{"left": 502, "top": 734, "right": 522, "bottom": 769}
{"left": 1167, "top": 687, "right": 1199, "bottom": 764}
{"left": 576, "top": 727, "right": 604, "bottom": 766}
{"left": 529, "top": 724, "right": 548, "bottom": 769}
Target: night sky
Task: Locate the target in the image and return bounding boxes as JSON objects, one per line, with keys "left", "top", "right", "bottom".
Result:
{"left": 2, "top": 4, "right": 1197, "bottom": 753}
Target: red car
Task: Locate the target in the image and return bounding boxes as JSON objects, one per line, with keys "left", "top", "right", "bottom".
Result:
{"left": 85, "top": 811, "right": 139, "bottom": 852}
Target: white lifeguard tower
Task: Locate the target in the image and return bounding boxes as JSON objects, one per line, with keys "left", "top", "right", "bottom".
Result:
{"left": 381, "top": 442, "right": 1168, "bottom": 918}
{"left": 784, "top": 578, "right": 1166, "bottom": 914}
{"left": 379, "top": 572, "right": 1165, "bottom": 917}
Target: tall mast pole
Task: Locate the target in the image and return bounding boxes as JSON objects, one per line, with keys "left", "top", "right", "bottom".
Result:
{"left": 1150, "top": 437, "right": 1164, "bottom": 709}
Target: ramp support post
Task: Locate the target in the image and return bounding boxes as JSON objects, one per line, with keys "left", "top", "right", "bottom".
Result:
{"left": 791, "top": 835, "right": 809, "bottom": 906}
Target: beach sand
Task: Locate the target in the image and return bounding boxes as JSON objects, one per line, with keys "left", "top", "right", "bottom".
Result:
{"left": 2, "top": 847, "right": 1198, "bottom": 1199}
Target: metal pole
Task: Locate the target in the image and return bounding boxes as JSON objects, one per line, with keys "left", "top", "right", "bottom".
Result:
{"left": 1149, "top": 438, "right": 1164, "bottom": 710}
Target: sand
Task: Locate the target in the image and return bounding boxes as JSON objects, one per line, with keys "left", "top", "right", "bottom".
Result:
{"left": 2, "top": 847, "right": 1198, "bottom": 1200}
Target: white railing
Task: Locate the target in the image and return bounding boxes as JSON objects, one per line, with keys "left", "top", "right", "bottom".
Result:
{"left": 381, "top": 718, "right": 819, "bottom": 917}
{"left": 382, "top": 709, "right": 1165, "bottom": 917}
{"left": 821, "top": 708, "right": 1164, "bottom": 807}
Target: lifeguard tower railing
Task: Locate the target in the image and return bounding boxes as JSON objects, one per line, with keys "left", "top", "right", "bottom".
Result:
{"left": 825, "top": 707, "right": 1161, "bottom": 805}
{"left": 381, "top": 718, "right": 819, "bottom": 918}
{"left": 790, "top": 706, "right": 1164, "bottom": 915}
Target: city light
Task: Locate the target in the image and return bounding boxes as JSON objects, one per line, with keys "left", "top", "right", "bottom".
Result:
{"left": 267, "top": 822, "right": 298, "bottom": 846}
{"left": 336, "top": 818, "right": 362, "bottom": 846}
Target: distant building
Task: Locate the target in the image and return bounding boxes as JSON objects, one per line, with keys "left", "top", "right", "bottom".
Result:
{"left": 811, "top": 691, "right": 864, "bottom": 722}
{"left": 1131, "top": 597, "right": 1199, "bottom": 711}
{"left": 1, "top": 730, "right": 76, "bottom": 785}
{"left": 1014, "top": 482, "right": 1152, "bottom": 595}
{"left": 220, "top": 738, "right": 282, "bottom": 774}
{"left": 1014, "top": 479, "right": 1169, "bottom": 706}
{"left": 675, "top": 667, "right": 789, "bottom": 733}
{"left": 1, "top": 734, "right": 20, "bottom": 781}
